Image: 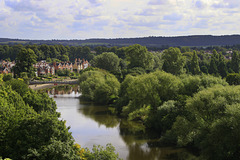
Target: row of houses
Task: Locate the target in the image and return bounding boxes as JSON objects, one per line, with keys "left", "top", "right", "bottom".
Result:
{"left": 34, "top": 58, "right": 90, "bottom": 76}
{"left": 0, "top": 58, "right": 90, "bottom": 76}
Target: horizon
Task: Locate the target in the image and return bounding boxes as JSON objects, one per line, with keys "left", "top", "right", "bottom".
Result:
{"left": 2, "top": 34, "right": 240, "bottom": 41}
{"left": 0, "top": 0, "right": 240, "bottom": 40}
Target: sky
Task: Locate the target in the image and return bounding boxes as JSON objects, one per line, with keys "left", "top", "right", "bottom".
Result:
{"left": 0, "top": 0, "right": 240, "bottom": 40}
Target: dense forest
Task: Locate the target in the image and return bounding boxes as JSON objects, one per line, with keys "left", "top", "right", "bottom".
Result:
{"left": 2, "top": 43, "right": 240, "bottom": 159}
{"left": 1, "top": 35, "right": 240, "bottom": 47}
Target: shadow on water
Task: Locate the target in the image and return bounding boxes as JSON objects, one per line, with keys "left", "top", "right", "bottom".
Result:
{"left": 78, "top": 100, "right": 120, "bottom": 128}
{"left": 44, "top": 85, "right": 198, "bottom": 160}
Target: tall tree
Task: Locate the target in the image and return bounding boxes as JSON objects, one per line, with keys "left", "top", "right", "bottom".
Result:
{"left": 218, "top": 53, "right": 228, "bottom": 78}
{"left": 208, "top": 56, "right": 218, "bottom": 75}
{"left": 125, "top": 44, "right": 153, "bottom": 70}
{"left": 14, "top": 48, "right": 37, "bottom": 78}
{"left": 162, "top": 47, "right": 185, "bottom": 75}
{"left": 91, "top": 52, "right": 120, "bottom": 72}
{"left": 190, "top": 51, "right": 201, "bottom": 75}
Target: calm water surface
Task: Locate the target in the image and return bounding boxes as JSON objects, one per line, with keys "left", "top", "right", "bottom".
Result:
{"left": 47, "top": 86, "right": 188, "bottom": 160}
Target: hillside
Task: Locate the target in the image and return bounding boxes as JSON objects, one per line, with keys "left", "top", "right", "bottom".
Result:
{"left": 1, "top": 35, "right": 240, "bottom": 47}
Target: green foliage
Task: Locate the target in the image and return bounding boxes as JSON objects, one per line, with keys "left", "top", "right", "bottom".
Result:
{"left": 163, "top": 85, "right": 240, "bottom": 159}
{"left": 200, "top": 104, "right": 240, "bottom": 160}
{"left": 218, "top": 53, "right": 228, "bottom": 78}
{"left": 128, "top": 105, "right": 151, "bottom": 121}
{"left": 2, "top": 74, "right": 12, "bottom": 82}
{"left": 115, "top": 75, "right": 136, "bottom": 113}
{"left": 179, "top": 74, "right": 228, "bottom": 96}
{"left": 84, "top": 144, "right": 122, "bottom": 160}
{"left": 226, "top": 73, "right": 240, "bottom": 85}
{"left": 162, "top": 47, "right": 185, "bottom": 75}
{"left": 79, "top": 70, "right": 120, "bottom": 104}
{"left": 0, "top": 74, "right": 3, "bottom": 82}
{"left": 91, "top": 52, "right": 120, "bottom": 72}
{"left": 209, "top": 56, "right": 218, "bottom": 75}
{"left": 146, "top": 100, "right": 181, "bottom": 133}
{"left": 231, "top": 50, "right": 240, "bottom": 73}
{"left": 26, "top": 139, "right": 80, "bottom": 160}
{"left": 190, "top": 51, "right": 201, "bottom": 75}
{"left": 0, "top": 81, "right": 79, "bottom": 160}
{"left": 152, "top": 51, "right": 163, "bottom": 70}
{"left": 125, "top": 44, "right": 154, "bottom": 70}
{"left": 56, "top": 69, "right": 71, "bottom": 76}
{"left": 6, "top": 79, "right": 29, "bottom": 96}
{"left": 127, "top": 67, "right": 146, "bottom": 76}
{"left": 122, "top": 71, "right": 181, "bottom": 120}
{"left": 14, "top": 48, "right": 37, "bottom": 78}
{"left": 23, "top": 89, "right": 57, "bottom": 114}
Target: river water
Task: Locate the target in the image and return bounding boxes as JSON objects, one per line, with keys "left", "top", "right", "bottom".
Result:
{"left": 46, "top": 85, "right": 190, "bottom": 160}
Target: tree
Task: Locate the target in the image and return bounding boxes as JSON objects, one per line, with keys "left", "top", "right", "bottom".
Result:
{"left": 208, "top": 56, "right": 218, "bottom": 75}
{"left": 190, "top": 51, "right": 201, "bottom": 75}
{"left": 162, "top": 47, "right": 185, "bottom": 75}
{"left": 218, "top": 53, "right": 228, "bottom": 78}
{"left": 39, "top": 44, "right": 51, "bottom": 59}
{"left": 91, "top": 52, "right": 120, "bottom": 72}
{"left": 14, "top": 48, "right": 37, "bottom": 78}
{"left": 164, "top": 85, "right": 240, "bottom": 159}
{"left": 79, "top": 70, "right": 120, "bottom": 104}
{"left": 125, "top": 44, "right": 153, "bottom": 70}
{"left": 231, "top": 50, "right": 240, "bottom": 73}
{"left": 121, "top": 71, "right": 182, "bottom": 119}
{"left": 0, "top": 81, "right": 81, "bottom": 160}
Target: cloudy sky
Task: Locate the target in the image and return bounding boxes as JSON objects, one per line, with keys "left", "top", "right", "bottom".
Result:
{"left": 0, "top": 0, "right": 239, "bottom": 39}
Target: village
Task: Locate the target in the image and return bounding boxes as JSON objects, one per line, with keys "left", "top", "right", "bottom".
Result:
{"left": 0, "top": 58, "right": 90, "bottom": 76}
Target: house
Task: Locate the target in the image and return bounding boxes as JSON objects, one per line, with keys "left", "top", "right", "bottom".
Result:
{"left": 0, "top": 60, "right": 15, "bottom": 74}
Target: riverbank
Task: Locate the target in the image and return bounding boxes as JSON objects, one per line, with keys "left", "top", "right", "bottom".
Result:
{"left": 29, "top": 79, "right": 78, "bottom": 90}
{"left": 29, "top": 84, "right": 56, "bottom": 90}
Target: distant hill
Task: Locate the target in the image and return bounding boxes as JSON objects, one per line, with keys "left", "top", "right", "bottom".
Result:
{"left": 1, "top": 35, "right": 240, "bottom": 47}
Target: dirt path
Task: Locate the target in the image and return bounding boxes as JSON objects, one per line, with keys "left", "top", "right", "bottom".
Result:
{"left": 29, "top": 84, "right": 56, "bottom": 90}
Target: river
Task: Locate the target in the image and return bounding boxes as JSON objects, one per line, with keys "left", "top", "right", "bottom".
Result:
{"left": 45, "top": 85, "right": 191, "bottom": 160}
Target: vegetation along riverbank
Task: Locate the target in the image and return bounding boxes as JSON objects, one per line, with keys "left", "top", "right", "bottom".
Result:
{"left": 1, "top": 43, "right": 240, "bottom": 159}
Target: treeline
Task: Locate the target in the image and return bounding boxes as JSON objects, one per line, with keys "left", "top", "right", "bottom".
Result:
{"left": 1, "top": 35, "right": 240, "bottom": 47}
{"left": 0, "top": 44, "right": 132, "bottom": 63}
{"left": 79, "top": 44, "right": 240, "bottom": 159}
{"left": 2, "top": 43, "right": 240, "bottom": 80}
{"left": 0, "top": 44, "right": 93, "bottom": 62}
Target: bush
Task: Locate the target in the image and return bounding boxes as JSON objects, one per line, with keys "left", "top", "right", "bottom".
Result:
{"left": 84, "top": 144, "right": 122, "bottom": 160}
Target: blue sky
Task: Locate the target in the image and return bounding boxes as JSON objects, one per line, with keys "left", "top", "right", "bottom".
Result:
{"left": 0, "top": 0, "right": 239, "bottom": 39}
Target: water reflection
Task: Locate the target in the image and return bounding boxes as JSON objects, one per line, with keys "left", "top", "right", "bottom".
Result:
{"left": 44, "top": 85, "right": 195, "bottom": 160}
{"left": 78, "top": 101, "right": 120, "bottom": 128}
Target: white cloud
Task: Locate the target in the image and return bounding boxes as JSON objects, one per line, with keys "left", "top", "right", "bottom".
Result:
{"left": 148, "top": 0, "right": 168, "bottom": 5}
{"left": 0, "top": 0, "right": 239, "bottom": 39}
{"left": 163, "top": 13, "right": 183, "bottom": 21}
